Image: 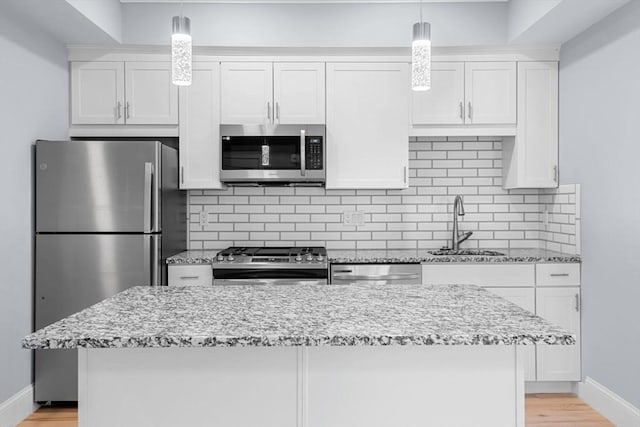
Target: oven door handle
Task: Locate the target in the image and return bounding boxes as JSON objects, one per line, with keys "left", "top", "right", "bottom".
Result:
{"left": 300, "top": 129, "right": 306, "bottom": 177}
{"left": 214, "top": 279, "right": 327, "bottom": 286}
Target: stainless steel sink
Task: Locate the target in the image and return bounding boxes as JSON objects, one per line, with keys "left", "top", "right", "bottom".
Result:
{"left": 427, "top": 249, "right": 505, "bottom": 256}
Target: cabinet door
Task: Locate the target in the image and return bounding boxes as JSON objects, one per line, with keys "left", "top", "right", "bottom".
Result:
{"left": 168, "top": 265, "right": 213, "bottom": 286}
{"left": 179, "top": 62, "right": 224, "bottom": 189}
{"left": 412, "top": 62, "right": 464, "bottom": 125}
{"left": 221, "top": 62, "right": 273, "bottom": 124}
{"left": 273, "top": 62, "right": 325, "bottom": 124}
{"left": 71, "top": 62, "right": 124, "bottom": 125}
{"left": 465, "top": 62, "right": 516, "bottom": 124}
{"left": 536, "top": 287, "right": 581, "bottom": 381}
{"left": 326, "top": 63, "right": 409, "bottom": 189}
{"left": 504, "top": 62, "right": 559, "bottom": 189}
{"left": 124, "top": 62, "right": 178, "bottom": 125}
{"left": 485, "top": 287, "right": 536, "bottom": 381}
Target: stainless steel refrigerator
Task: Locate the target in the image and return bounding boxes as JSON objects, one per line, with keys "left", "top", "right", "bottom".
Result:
{"left": 34, "top": 139, "right": 186, "bottom": 402}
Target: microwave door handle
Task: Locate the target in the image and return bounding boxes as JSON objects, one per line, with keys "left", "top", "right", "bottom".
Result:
{"left": 300, "top": 129, "right": 306, "bottom": 177}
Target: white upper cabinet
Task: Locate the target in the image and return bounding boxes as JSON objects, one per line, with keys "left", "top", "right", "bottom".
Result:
{"left": 412, "top": 61, "right": 516, "bottom": 128}
{"left": 412, "top": 62, "right": 464, "bottom": 125}
{"left": 536, "top": 287, "right": 581, "bottom": 381}
{"left": 326, "top": 62, "right": 409, "bottom": 189}
{"left": 71, "top": 62, "right": 124, "bottom": 125}
{"left": 220, "top": 62, "right": 273, "bottom": 125}
{"left": 221, "top": 62, "right": 325, "bottom": 125}
{"left": 124, "top": 62, "right": 178, "bottom": 125}
{"left": 503, "top": 61, "right": 559, "bottom": 189}
{"left": 273, "top": 63, "right": 325, "bottom": 124}
{"left": 465, "top": 62, "right": 516, "bottom": 125}
{"left": 70, "top": 61, "right": 177, "bottom": 126}
{"left": 179, "top": 62, "right": 224, "bottom": 189}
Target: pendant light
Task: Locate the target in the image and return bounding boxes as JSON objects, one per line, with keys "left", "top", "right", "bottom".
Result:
{"left": 411, "top": 0, "right": 431, "bottom": 91}
{"left": 171, "top": 3, "right": 192, "bottom": 86}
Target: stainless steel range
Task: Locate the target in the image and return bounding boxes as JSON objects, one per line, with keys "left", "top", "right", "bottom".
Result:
{"left": 212, "top": 246, "right": 328, "bottom": 286}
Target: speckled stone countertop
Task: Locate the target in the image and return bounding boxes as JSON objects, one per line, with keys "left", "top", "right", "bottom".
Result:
{"left": 23, "top": 284, "right": 574, "bottom": 349}
{"left": 167, "top": 248, "right": 580, "bottom": 265}
{"left": 329, "top": 248, "right": 581, "bottom": 264}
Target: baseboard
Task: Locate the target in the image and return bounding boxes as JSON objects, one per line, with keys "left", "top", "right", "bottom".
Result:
{"left": 525, "top": 381, "right": 577, "bottom": 394}
{"left": 578, "top": 376, "right": 640, "bottom": 427}
{"left": 0, "top": 385, "right": 38, "bottom": 427}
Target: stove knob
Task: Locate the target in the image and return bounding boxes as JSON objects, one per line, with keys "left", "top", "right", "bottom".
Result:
{"left": 227, "top": 255, "right": 235, "bottom": 262}
{"left": 316, "top": 254, "right": 324, "bottom": 262}
{"left": 305, "top": 254, "right": 314, "bottom": 262}
{"left": 295, "top": 255, "right": 303, "bottom": 262}
{"left": 217, "top": 255, "right": 225, "bottom": 262}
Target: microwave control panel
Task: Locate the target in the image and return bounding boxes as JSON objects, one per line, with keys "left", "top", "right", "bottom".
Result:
{"left": 306, "top": 137, "right": 323, "bottom": 170}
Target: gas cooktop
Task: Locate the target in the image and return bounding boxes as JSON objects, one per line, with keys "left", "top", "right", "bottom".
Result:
{"left": 214, "top": 246, "right": 327, "bottom": 266}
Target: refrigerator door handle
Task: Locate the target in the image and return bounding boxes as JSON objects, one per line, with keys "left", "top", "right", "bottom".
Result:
{"left": 151, "top": 235, "right": 160, "bottom": 286}
{"left": 143, "top": 162, "right": 153, "bottom": 233}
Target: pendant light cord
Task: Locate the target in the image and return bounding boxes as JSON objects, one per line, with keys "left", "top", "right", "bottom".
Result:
{"left": 419, "top": 0, "right": 423, "bottom": 24}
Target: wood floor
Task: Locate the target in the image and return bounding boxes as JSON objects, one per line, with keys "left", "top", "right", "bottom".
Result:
{"left": 18, "top": 394, "right": 613, "bottom": 427}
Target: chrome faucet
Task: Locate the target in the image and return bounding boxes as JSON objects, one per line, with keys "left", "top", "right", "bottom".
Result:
{"left": 451, "top": 195, "right": 473, "bottom": 250}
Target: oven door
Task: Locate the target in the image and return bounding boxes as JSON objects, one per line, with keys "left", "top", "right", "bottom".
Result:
{"left": 212, "top": 266, "right": 328, "bottom": 286}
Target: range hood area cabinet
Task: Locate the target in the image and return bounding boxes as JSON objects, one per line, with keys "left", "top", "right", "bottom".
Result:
{"left": 412, "top": 61, "right": 517, "bottom": 127}
{"left": 325, "top": 62, "right": 410, "bottom": 190}
{"left": 178, "top": 62, "right": 224, "bottom": 190}
{"left": 70, "top": 61, "right": 178, "bottom": 128}
{"left": 502, "top": 61, "right": 559, "bottom": 189}
{"left": 220, "top": 62, "right": 325, "bottom": 125}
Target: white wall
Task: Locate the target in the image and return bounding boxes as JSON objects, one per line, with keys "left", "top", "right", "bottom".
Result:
{"left": 559, "top": 1, "right": 640, "bottom": 408}
{"left": 0, "top": 8, "right": 68, "bottom": 405}
{"left": 122, "top": 2, "right": 508, "bottom": 47}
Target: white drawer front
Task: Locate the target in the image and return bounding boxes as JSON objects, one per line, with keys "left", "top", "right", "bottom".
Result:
{"left": 421, "top": 264, "right": 535, "bottom": 287}
{"left": 536, "top": 263, "right": 580, "bottom": 286}
{"left": 168, "top": 264, "right": 213, "bottom": 286}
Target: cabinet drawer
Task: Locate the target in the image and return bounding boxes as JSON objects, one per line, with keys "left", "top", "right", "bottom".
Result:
{"left": 421, "top": 264, "right": 535, "bottom": 287}
{"left": 536, "top": 263, "right": 580, "bottom": 286}
{"left": 168, "top": 264, "right": 213, "bottom": 286}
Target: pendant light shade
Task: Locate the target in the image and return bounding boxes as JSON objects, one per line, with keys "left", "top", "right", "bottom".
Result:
{"left": 412, "top": 21, "right": 431, "bottom": 91}
{"left": 171, "top": 15, "right": 192, "bottom": 86}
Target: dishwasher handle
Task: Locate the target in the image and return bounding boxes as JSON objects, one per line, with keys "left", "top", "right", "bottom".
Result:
{"left": 333, "top": 273, "right": 421, "bottom": 281}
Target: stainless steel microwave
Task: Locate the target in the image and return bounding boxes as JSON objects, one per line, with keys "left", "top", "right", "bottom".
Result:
{"left": 220, "top": 124, "right": 325, "bottom": 184}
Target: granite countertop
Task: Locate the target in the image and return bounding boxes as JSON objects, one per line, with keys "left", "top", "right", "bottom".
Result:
{"left": 23, "top": 284, "right": 575, "bottom": 350}
{"left": 167, "top": 248, "right": 581, "bottom": 265}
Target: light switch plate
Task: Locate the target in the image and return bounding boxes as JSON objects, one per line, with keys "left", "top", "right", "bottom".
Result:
{"left": 343, "top": 211, "right": 365, "bottom": 227}
{"left": 199, "top": 211, "right": 208, "bottom": 227}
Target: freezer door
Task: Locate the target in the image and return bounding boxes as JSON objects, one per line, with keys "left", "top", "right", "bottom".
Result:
{"left": 34, "top": 233, "right": 161, "bottom": 402}
{"left": 36, "top": 140, "right": 161, "bottom": 233}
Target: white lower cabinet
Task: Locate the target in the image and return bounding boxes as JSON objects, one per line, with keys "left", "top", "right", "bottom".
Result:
{"left": 422, "top": 262, "right": 581, "bottom": 383}
{"left": 535, "top": 287, "right": 581, "bottom": 381}
{"left": 484, "top": 287, "right": 536, "bottom": 381}
{"left": 168, "top": 265, "right": 213, "bottom": 286}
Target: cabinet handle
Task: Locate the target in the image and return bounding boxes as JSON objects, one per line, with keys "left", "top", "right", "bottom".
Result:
{"left": 575, "top": 293, "right": 580, "bottom": 312}
{"left": 275, "top": 102, "right": 280, "bottom": 122}
{"left": 180, "top": 276, "right": 200, "bottom": 280}
{"left": 550, "top": 273, "right": 569, "bottom": 277}
{"left": 459, "top": 102, "right": 464, "bottom": 121}
{"left": 180, "top": 166, "right": 185, "bottom": 184}
{"left": 553, "top": 165, "right": 559, "bottom": 183}
{"left": 468, "top": 102, "right": 472, "bottom": 121}
{"left": 116, "top": 101, "right": 122, "bottom": 120}
{"left": 300, "top": 129, "right": 306, "bottom": 177}
{"left": 125, "top": 101, "right": 131, "bottom": 119}
{"left": 267, "top": 102, "right": 271, "bottom": 122}
{"left": 404, "top": 166, "right": 408, "bottom": 184}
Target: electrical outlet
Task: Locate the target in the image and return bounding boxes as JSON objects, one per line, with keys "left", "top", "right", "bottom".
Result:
{"left": 343, "top": 211, "right": 365, "bottom": 227}
{"left": 199, "top": 211, "right": 208, "bottom": 227}
{"left": 542, "top": 206, "right": 549, "bottom": 229}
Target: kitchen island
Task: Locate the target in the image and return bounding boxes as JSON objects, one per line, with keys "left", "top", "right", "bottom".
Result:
{"left": 23, "top": 284, "right": 574, "bottom": 427}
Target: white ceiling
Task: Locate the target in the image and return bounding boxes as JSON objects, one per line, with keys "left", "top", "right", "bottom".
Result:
{"left": 119, "top": 0, "right": 509, "bottom": 3}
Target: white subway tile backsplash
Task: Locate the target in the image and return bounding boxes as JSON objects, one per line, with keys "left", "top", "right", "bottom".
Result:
{"left": 186, "top": 138, "right": 580, "bottom": 253}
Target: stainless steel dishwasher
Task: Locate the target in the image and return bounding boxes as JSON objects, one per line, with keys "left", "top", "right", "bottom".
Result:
{"left": 330, "top": 264, "right": 422, "bottom": 284}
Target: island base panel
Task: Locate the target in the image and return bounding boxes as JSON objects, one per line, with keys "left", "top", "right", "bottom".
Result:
{"left": 78, "top": 346, "right": 524, "bottom": 427}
